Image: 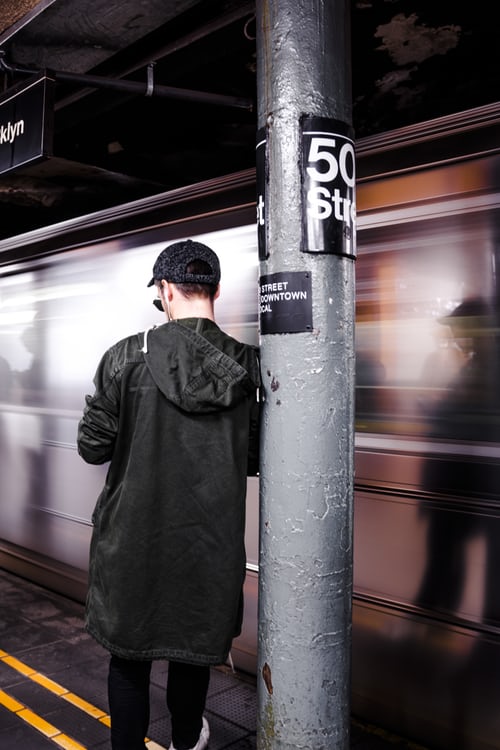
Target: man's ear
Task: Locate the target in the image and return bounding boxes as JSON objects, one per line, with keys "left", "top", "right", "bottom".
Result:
{"left": 162, "top": 280, "right": 175, "bottom": 301}
{"left": 214, "top": 284, "right": 221, "bottom": 301}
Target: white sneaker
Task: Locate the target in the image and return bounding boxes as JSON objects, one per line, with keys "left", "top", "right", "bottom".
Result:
{"left": 168, "top": 716, "right": 210, "bottom": 750}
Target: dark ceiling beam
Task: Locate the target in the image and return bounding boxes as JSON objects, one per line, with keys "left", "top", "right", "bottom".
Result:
{"left": 53, "top": 0, "right": 255, "bottom": 112}
{"left": 103, "top": 1, "right": 255, "bottom": 81}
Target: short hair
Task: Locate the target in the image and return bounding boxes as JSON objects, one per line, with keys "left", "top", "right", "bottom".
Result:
{"left": 175, "top": 259, "right": 218, "bottom": 300}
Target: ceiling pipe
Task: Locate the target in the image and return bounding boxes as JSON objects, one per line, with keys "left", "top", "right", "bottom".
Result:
{"left": 0, "top": 52, "right": 253, "bottom": 110}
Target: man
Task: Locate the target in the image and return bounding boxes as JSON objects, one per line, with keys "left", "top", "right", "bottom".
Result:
{"left": 77, "top": 239, "right": 260, "bottom": 750}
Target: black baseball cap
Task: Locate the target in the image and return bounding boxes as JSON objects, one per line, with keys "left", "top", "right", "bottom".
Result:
{"left": 147, "top": 239, "right": 221, "bottom": 287}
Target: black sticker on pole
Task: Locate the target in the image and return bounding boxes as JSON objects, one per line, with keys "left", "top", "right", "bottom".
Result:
{"left": 301, "top": 116, "right": 356, "bottom": 258}
{"left": 256, "top": 128, "right": 268, "bottom": 260}
{"left": 259, "top": 271, "right": 312, "bottom": 335}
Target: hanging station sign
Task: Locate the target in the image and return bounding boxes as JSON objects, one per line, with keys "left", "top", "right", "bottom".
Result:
{"left": 301, "top": 116, "right": 356, "bottom": 258}
{"left": 0, "top": 74, "right": 54, "bottom": 176}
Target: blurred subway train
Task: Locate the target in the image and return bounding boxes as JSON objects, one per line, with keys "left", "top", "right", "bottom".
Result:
{"left": 1, "top": 102, "right": 500, "bottom": 750}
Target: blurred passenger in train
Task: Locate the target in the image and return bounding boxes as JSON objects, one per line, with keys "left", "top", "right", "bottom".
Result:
{"left": 15, "top": 311, "right": 50, "bottom": 541}
{"left": 77, "top": 239, "right": 260, "bottom": 750}
{"left": 416, "top": 297, "right": 500, "bottom": 614}
{"left": 421, "top": 297, "right": 498, "bottom": 442}
{"left": 16, "top": 312, "right": 46, "bottom": 406}
{"left": 355, "top": 349, "right": 386, "bottom": 421}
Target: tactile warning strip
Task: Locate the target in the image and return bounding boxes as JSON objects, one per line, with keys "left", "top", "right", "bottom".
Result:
{"left": 0, "top": 688, "right": 86, "bottom": 750}
{"left": 0, "top": 649, "right": 110, "bottom": 725}
{"left": 0, "top": 648, "right": 166, "bottom": 750}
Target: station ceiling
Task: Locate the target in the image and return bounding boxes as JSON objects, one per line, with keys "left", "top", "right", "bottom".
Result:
{"left": 0, "top": 0, "right": 497, "bottom": 240}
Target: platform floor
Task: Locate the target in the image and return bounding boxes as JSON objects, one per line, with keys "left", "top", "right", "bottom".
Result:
{"left": 0, "top": 567, "right": 428, "bottom": 750}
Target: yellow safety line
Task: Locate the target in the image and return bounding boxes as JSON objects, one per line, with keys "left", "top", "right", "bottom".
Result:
{"left": 0, "top": 649, "right": 167, "bottom": 749}
{"left": 0, "top": 689, "right": 86, "bottom": 750}
{"left": 0, "top": 652, "right": 109, "bottom": 723}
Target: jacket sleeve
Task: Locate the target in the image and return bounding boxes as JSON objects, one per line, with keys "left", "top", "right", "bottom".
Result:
{"left": 77, "top": 348, "right": 121, "bottom": 464}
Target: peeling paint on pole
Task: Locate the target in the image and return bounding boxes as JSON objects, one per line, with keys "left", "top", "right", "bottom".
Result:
{"left": 255, "top": 1, "right": 355, "bottom": 748}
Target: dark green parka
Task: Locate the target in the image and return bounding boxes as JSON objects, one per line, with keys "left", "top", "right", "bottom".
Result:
{"left": 77, "top": 318, "right": 260, "bottom": 664}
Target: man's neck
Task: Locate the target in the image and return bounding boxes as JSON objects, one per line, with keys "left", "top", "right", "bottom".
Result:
{"left": 170, "top": 297, "right": 215, "bottom": 322}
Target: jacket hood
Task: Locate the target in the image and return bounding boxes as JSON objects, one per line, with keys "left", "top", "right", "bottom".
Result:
{"left": 143, "top": 319, "right": 259, "bottom": 413}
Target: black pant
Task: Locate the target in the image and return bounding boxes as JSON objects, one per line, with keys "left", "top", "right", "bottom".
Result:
{"left": 108, "top": 655, "right": 210, "bottom": 750}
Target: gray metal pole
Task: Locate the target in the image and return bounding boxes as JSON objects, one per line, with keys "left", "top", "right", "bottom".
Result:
{"left": 255, "top": 2, "right": 355, "bottom": 749}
